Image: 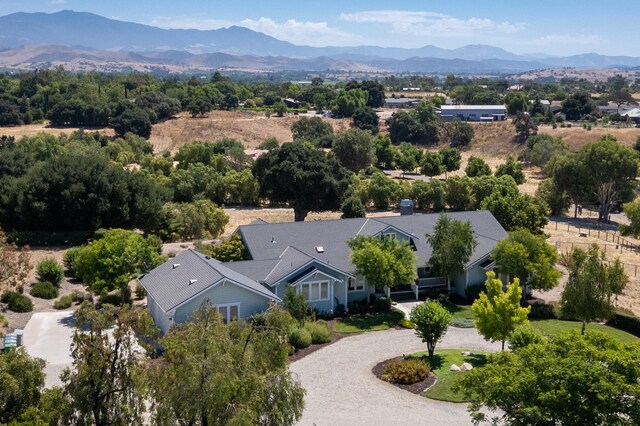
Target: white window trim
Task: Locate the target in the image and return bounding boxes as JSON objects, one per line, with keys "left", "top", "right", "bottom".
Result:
{"left": 298, "top": 280, "right": 331, "bottom": 302}
{"left": 348, "top": 277, "right": 365, "bottom": 293}
{"left": 215, "top": 303, "right": 240, "bottom": 323}
{"left": 382, "top": 232, "right": 396, "bottom": 240}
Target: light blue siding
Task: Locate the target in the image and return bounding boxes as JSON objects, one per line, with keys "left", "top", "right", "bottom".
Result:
{"left": 147, "top": 293, "right": 172, "bottom": 334}
{"left": 173, "top": 279, "right": 274, "bottom": 325}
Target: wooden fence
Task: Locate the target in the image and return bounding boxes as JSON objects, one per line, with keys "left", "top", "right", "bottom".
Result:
{"left": 554, "top": 240, "right": 640, "bottom": 277}
{"left": 550, "top": 221, "right": 640, "bottom": 255}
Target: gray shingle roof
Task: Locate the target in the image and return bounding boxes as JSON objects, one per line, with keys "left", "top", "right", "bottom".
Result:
{"left": 237, "top": 211, "right": 507, "bottom": 279}
{"left": 139, "top": 249, "right": 279, "bottom": 313}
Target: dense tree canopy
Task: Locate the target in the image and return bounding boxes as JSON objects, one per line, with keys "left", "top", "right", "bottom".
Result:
{"left": 332, "top": 128, "right": 376, "bottom": 172}
{"left": 348, "top": 235, "right": 417, "bottom": 290}
{"left": 455, "top": 332, "right": 640, "bottom": 425}
{"left": 254, "top": 141, "right": 350, "bottom": 221}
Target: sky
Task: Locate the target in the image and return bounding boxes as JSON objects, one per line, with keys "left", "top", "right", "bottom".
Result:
{"left": 1, "top": 0, "right": 639, "bottom": 56}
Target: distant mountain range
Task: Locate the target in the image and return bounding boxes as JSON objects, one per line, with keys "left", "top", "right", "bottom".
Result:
{"left": 1, "top": 10, "right": 640, "bottom": 74}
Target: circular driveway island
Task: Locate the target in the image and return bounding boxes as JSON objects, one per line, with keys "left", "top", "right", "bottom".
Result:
{"left": 290, "top": 327, "right": 501, "bottom": 426}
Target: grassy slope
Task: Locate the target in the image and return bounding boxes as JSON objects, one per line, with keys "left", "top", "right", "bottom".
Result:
{"left": 530, "top": 319, "right": 640, "bottom": 344}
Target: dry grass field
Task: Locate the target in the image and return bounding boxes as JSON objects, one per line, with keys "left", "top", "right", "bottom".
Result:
{"left": 149, "top": 111, "right": 352, "bottom": 153}
{"left": 0, "top": 123, "right": 114, "bottom": 139}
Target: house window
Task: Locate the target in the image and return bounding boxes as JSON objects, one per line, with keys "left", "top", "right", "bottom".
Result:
{"left": 216, "top": 303, "right": 239, "bottom": 323}
{"left": 382, "top": 232, "right": 396, "bottom": 240}
{"left": 299, "top": 281, "right": 330, "bottom": 302}
{"left": 348, "top": 277, "right": 365, "bottom": 292}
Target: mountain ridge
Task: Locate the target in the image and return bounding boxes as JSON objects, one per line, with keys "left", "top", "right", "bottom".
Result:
{"left": 1, "top": 11, "right": 639, "bottom": 72}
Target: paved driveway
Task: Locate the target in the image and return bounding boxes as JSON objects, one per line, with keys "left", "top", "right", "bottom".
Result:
{"left": 23, "top": 312, "right": 75, "bottom": 388}
{"left": 290, "top": 327, "right": 500, "bottom": 426}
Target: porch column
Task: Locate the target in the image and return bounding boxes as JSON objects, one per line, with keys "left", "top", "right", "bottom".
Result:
{"left": 344, "top": 280, "right": 348, "bottom": 312}
{"left": 413, "top": 283, "right": 419, "bottom": 300}
{"left": 465, "top": 270, "right": 469, "bottom": 289}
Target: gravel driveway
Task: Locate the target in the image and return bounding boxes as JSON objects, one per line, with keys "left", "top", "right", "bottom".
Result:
{"left": 290, "top": 327, "right": 501, "bottom": 426}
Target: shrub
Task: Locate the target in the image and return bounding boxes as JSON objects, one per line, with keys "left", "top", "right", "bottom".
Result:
{"left": 3, "top": 292, "right": 34, "bottom": 312}
{"left": 53, "top": 295, "right": 72, "bottom": 310}
{"left": 134, "top": 283, "right": 147, "bottom": 300}
{"left": 99, "top": 293, "right": 124, "bottom": 307}
{"left": 606, "top": 313, "right": 640, "bottom": 337}
{"left": 528, "top": 302, "right": 557, "bottom": 319}
{"left": 373, "top": 296, "right": 391, "bottom": 312}
{"left": 29, "top": 281, "right": 59, "bottom": 299}
{"left": 0, "top": 313, "right": 7, "bottom": 327}
{"left": 36, "top": 258, "right": 64, "bottom": 286}
{"left": 382, "top": 358, "right": 430, "bottom": 384}
{"left": 63, "top": 247, "right": 82, "bottom": 276}
{"left": 304, "top": 321, "right": 332, "bottom": 344}
{"left": 399, "top": 319, "right": 415, "bottom": 329}
{"left": 508, "top": 324, "right": 546, "bottom": 351}
{"left": 465, "top": 283, "right": 486, "bottom": 301}
{"left": 289, "top": 328, "right": 312, "bottom": 349}
{"left": 71, "top": 290, "right": 93, "bottom": 304}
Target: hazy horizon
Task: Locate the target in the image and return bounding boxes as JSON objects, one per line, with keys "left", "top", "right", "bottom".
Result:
{"left": 0, "top": 1, "right": 638, "bottom": 57}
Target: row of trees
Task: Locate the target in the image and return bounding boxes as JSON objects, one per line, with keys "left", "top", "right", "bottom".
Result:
{"left": 2, "top": 302, "right": 305, "bottom": 425}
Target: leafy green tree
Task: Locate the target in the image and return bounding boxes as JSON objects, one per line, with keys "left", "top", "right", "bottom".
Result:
{"left": 352, "top": 106, "right": 379, "bottom": 134}
{"left": 290, "top": 117, "right": 333, "bottom": 143}
{"left": 61, "top": 303, "right": 157, "bottom": 425}
{"left": 110, "top": 106, "right": 152, "bottom": 139}
{"left": 560, "top": 244, "right": 628, "bottom": 334}
{"left": 445, "top": 176, "right": 475, "bottom": 211}
{"left": 579, "top": 136, "right": 639, "bottom": 223}
{"left": 410, "top": 301, "right": 453, "bottom": 356}
{"left": 535, "top": 178, "right": 571, "bottom": 216}
{"left": 283, "top": 286, "right": 310, "bottom": 327}
{"left": 507, "top": 324, "right": 546, "bottom": 351}
{"left": 551, "top": 154, "right": 591, "bottom": 218}
{"left": 521, "top": 134, "right": 568, "bottom": 167}
{"left": 272, "top": 100, "right": 287, "bottom": 117}
{"left": 426, "top": 215, "right": 477, "bottom": 292}
{"left": 360, "top": 80, "right": 386, "bottom": 108}
{"left": 195, "top": 234, "right": 249, "bottom": 262}
{"left": 254, "top": 141, "right": 350, "bottom": 221}
{"left": 621, "top": 200, "right": 640, "bottom": 237}
{"left": 395, "top": 142, "right": 422, "bottom": 176}
{"left": 373, "top": 134, "right": 396, "bottom": 169}
{"left": 504, "top": 91, "right": 530, "bottom": 115}
{"left": 258, "top": 137, "right": 279, "bottom": 150}
{"left": 332, "top": 128, "right": 376, "bottom": 172}
{"left": 223, "top": 169, "right": 260, "bottom": 205}
{"left": 480, "top": 191, "right": 549, "bottom": 234}
{"left": 492, "top": 229, "right": 561, "bottom": 296}
{"left": 441, "top": 119, "right": 474, "bottom": 148}
{"left": 0, "top": 348, "right": 45, "bottom": 423}
{"left": 73, "top": 228, "right": 164, "bottom": 295}
{"left": 438, "top": 147, "right": 461, "bottom": 178}
{"left": 146, "top": 303, "right": 305, "bottom": 426}
{"left": 455, "top": 332, "right": 640, "bottom": 425}
{"left": 36, "top": 258, "right": 64, "bottom": 286}
{"left": 161, "top": 200, "right": 229, "bottom": 241}
{"left": 495, "top": 156, "right": 525, "bottom": 184}
{"left": 465, "top": 156, "right": 491, "bottom": 177}
{"left": 385, "top": 106, "right": 439, "bottom": 146}
{"left": 562, "top": 91, "right": 597, "bottom": 120}
{"left": 421, "top": 151, "right": 444, "bottom": 177}
{"left": 472, "top": 272, "right": 530, "bottom": 350}
{"left": 512, "top": 113, "right": 538, "bottom": 144}
{"left": 410, "top": 180, "right": 445, "bottom": 211}
{"left": 367, "top": 171, "right": 398, "bottom": 209}
{"left": 341, "top": 194, "right": 366, "bottom": 218}
{"left": 348, "top": 235, "right": 417, "bottom": 291}
{"left": 331, "top": 88, "right": 367, "bottom": 118}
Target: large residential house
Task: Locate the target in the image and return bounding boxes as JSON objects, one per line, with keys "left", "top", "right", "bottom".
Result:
{"left": 140, "top": 211, "right": 507, "bottom": 333}
{"left": 437, "top": 105, "right": 507, "bottom": 122}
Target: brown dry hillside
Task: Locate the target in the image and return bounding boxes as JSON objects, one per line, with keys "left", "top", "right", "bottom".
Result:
{"left": 0, "top": 123, "right": 114, "bottom": 139}
{"left": 538, "top": 124, "right": 640, "bottom": 150}
{"left": 149, "top": 111, "right": 352, "bottom": 153}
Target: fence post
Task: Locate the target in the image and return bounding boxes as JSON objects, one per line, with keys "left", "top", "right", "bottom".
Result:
{"left": 635, "top": 265, "right": 638, "bottom": 277}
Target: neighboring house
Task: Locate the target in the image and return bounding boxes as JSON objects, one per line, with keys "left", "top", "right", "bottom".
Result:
{"left": 141, "top": 211, "right": 507, "bottom": 333}
{"left": 622, "top": 108, "right": 640, "bottom": 124}
{"left": 530, "top": 99, "right": 551, "bottom": 111}
{"left": 384, "top": 97, "right": 422, "bottom": 108}
{"left": 437, "top": 105, "right": 507, "bottom": 122}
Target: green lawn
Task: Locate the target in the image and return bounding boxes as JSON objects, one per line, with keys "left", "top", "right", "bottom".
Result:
{"left": 441, "top": 300, "right": 475, "bottom": 328}
{"left": 408, "top": 349, "right": 488, "bottom": 403}
{"left": 530, "top": 319, "right": 640, "bottom": 344}
{"left": 334, "top": 310, "right": 405, "bottom": 333}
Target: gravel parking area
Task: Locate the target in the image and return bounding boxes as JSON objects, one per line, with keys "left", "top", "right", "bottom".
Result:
{"left": 290, "top": 327, "right": 500, "bottom": 426}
